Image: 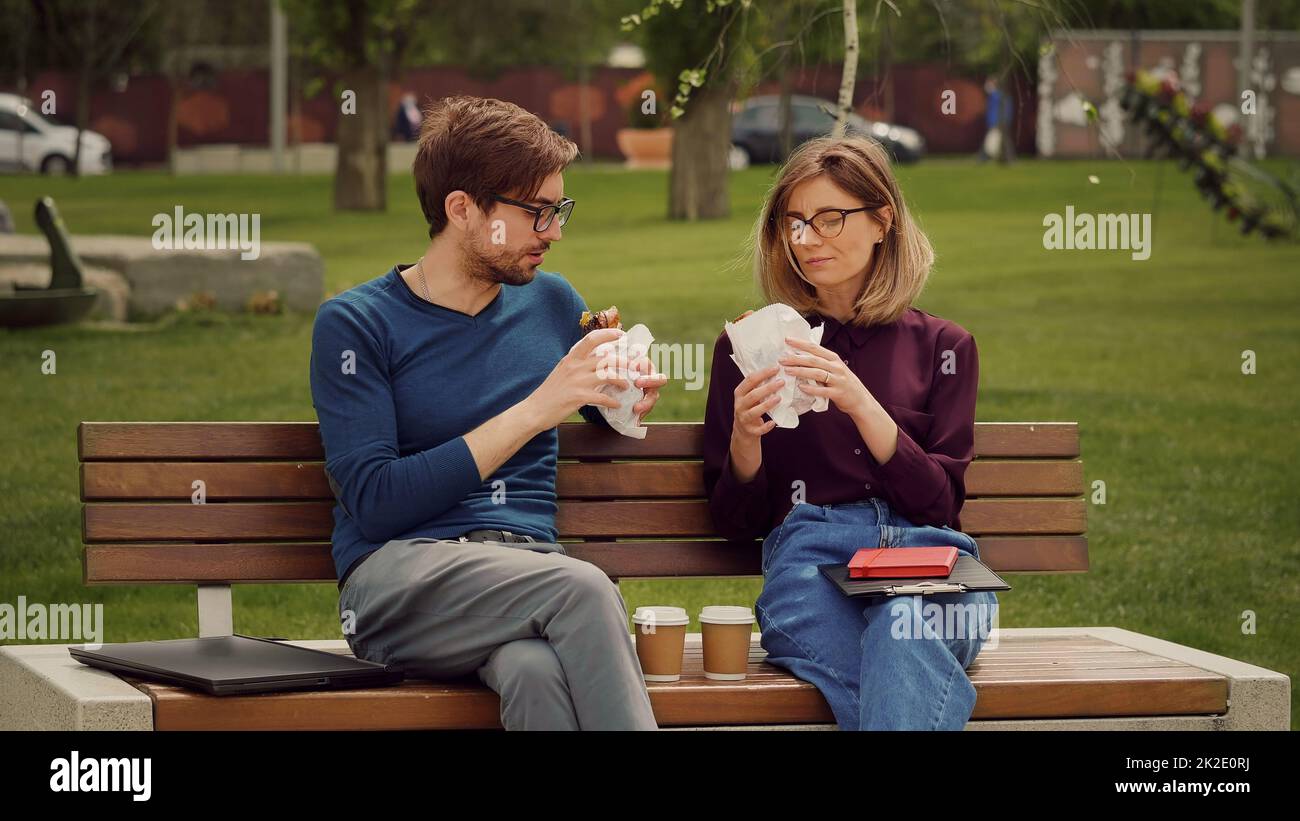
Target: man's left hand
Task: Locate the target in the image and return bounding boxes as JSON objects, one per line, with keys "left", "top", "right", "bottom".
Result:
{"left": 630, "top": 356, "right": 668, "bottom": 422}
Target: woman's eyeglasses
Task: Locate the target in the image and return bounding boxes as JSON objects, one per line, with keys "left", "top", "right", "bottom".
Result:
{"left": 492, "top": 195, "right": 576, "bottom": 232}
{"left": 780, "top": 206, "right": 878, "bottom": 242}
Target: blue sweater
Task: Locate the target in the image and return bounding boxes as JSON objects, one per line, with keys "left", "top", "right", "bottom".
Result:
{"left": 309, "top": 265, "right": 607, "bottom": 581}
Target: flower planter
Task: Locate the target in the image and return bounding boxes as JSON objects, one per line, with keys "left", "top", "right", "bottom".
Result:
{"left": 616, "top": 127, "right": 673, "bottom": 169}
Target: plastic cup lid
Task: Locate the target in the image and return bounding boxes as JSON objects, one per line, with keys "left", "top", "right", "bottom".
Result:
{"left": 632, "top": 605, "right": 689, "bottom": 626}
{"left": 699, "top": 605, "right": 756, "bottom": 625}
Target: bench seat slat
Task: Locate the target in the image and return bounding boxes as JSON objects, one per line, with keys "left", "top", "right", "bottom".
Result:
{"left": 121, "top": 633, "right": 1226, "bottom": 730}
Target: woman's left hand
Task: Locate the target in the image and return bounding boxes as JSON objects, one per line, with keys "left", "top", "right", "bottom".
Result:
{"left": 780, "top": 336, "right": 874, "bottom": 420}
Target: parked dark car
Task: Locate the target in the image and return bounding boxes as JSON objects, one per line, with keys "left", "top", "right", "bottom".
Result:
{"left": 730, "top": 94, "right": 925, "bottom": 168}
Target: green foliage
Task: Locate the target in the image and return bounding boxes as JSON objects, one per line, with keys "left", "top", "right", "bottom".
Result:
{"left": 280, "top": 0, "right": 431, "bottom": 72}
{"left": 1068, "top": 0, "right": 1300, "bottom": 30}
{"left": 423, "top": 0, "right": 641, "bottom": 80}
{"left": 1125, "top": 69, "right": 1297, "bottom": 240}
{"left": 5, "top": 0, "right": 164, "bottom": 80}
{"left": 624, "top": 0, "right": 753, "bottom": 119}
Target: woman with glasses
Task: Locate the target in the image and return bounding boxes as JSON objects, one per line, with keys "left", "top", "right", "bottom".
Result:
{"left": 702, "top": 135, "right": 998, "bottom": 730}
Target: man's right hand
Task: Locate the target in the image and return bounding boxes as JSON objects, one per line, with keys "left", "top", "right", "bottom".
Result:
{"left": 524, "top": 327, "right": 630, "bottom": 432}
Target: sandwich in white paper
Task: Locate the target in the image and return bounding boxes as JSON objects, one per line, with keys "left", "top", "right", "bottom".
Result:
{"left": 724, "top": 303, "right": 828, "bottom": 428}
{"left": 584, "top": 311, "right": 656, "bottom": 439}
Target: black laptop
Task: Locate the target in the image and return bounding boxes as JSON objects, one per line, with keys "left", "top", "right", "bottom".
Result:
{"left": 69, "top": 634, "right": 404, "bottom": 696}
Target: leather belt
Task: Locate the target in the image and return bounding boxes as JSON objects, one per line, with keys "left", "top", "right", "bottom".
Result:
{"left": 338, "top": 529, "right": 537, "bottom": 591}
{"left": 458, "top": 529, "right": 537, "bottom": 544}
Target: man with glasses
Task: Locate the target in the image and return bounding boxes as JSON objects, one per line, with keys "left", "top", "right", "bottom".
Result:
{"left": 310, "top": 95, "right": 667, "bottom": 730}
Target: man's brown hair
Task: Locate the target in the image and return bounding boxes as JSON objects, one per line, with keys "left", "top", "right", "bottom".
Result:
{"left": 414, "top": 95, "right": 579, "bottom": 237}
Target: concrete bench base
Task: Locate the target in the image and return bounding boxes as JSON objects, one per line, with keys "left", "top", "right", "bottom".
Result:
{"left": 1, "top": 627, "right": 1287, "bottom": 731}
{"left": 0, "top": 643, "right": 153, "bottom": 730}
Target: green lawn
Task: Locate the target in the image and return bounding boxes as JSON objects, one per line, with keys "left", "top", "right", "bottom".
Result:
{"left": 2, "top": 159, "right": 1297, "bottom": 726}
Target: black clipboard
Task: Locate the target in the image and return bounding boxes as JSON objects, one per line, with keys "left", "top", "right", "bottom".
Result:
{"left": 818, "top": 555, "right": 1011, "bottom": 598}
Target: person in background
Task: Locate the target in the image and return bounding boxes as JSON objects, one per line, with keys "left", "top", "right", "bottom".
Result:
{"left": 978, "top": 77, "right": 1015, "bottom": 163}
{"left": 393, "top": 92, "right": 422, "bottom": 141}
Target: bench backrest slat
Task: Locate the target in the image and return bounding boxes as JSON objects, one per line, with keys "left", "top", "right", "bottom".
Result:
{"left": 79, "top": 421, "right": 1080, "bottom": 460}
{"left": 79, "top": 421, "right": 1089, "bottom": 583}
{"left": 82, "top": 459, "right": 1084, "bottom": 500}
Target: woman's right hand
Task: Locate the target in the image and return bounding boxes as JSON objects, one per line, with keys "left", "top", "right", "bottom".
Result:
{"left": 732, "top": 365, "right": 785, "bottom": 441}
{"left": 727, "top": 364, "right": 783, "bottom": 484}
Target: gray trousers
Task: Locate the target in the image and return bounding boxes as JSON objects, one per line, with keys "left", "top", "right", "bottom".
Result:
{"left": 337, "top": 537, "right": 659, "bottom": 730}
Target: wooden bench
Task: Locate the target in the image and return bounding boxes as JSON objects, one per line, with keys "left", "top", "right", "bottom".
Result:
{"left": 7, "top": 419, "right": 1281, "bottom": 730}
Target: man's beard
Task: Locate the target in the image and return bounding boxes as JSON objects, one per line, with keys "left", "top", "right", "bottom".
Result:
{"left": 461, "top": 234, "right": 546, "bottom": 287}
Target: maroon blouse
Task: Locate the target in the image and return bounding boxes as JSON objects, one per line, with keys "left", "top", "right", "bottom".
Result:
{"left": 702, "top": 307, "right": 979, "bottom": 541}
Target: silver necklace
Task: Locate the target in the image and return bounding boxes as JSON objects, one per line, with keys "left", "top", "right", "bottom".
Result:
{"left": 415, "top": 256, "right": 431, "bottom": 302}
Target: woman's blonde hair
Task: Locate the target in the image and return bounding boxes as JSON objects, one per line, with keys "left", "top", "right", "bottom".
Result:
{"left": 752, "top": 135, "right": 933, "bottom": 326}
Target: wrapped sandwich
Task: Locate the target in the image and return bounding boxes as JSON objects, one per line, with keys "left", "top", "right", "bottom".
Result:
{"left": 579, "top": 305, "right": 654, "bottom": 439}
{"left": 724, "top": 303, "right": 828, "bottom": 428}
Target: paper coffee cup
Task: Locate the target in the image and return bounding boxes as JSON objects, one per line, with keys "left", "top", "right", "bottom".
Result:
{"left": 632, "top": 606, "right": 689, "bottom": 682}
{"left": 699, "top": 605, "right": 755, "bottom": 681}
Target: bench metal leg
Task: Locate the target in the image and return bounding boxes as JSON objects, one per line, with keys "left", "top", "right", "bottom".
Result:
{"left": 197, "top": 584, "right": 233, "bottom": 637}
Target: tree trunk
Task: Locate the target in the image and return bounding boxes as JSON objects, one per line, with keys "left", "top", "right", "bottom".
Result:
{"left": 578, "top": 62, "right": 593, "bottom": 161}
{"left": 997, "top": 75, "right": 1014, "bottom": 165}
{"left": 880, "top": 13, "right": 894, "bottom": 122}
{"left": 73, "top": 62, "right": 90, "bottom": 178}
{"left": 832, "top": 0, "right": 858, "bottom": 138}
{"left": 777, "top": 74, "right": 794, "bottom": 161}
{"left": 71, "top": 4, "right": 96, "bottom": 179}
{"left": 166, "top": 77, "right": 180, "bottom": 175}
{"left": 333, "top": 66, "right": 388, "bottom": 211}
{"left": 775, "top": 0, "right": 794, "bottom": 160}
{"left": 668, "top": 82, "right": 733, "bottom": 221}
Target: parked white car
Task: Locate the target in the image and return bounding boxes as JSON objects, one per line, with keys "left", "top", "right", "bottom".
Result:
{"left": 0, "top": 93, "right": 112, "bottom": 175}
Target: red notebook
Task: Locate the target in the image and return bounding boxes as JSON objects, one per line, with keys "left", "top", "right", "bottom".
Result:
{"left": 847, "top": 547, "right": 960, "bottom": 579}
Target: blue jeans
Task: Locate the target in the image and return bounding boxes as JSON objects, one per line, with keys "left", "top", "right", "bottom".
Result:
{"left": 755, "top": 497, "right": 999, "bottom": 730}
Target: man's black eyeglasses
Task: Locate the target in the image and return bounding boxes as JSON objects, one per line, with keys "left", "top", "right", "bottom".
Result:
{"left": 492, "top": 195, "right": 576, "bottom": 232}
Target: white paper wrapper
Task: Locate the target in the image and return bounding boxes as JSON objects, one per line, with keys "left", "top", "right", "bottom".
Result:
{"left": 724, "top": 303, "right": 828, "bottom": 429}
{"left": 590, "top": 323, "right": 655, "bottom": 439}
